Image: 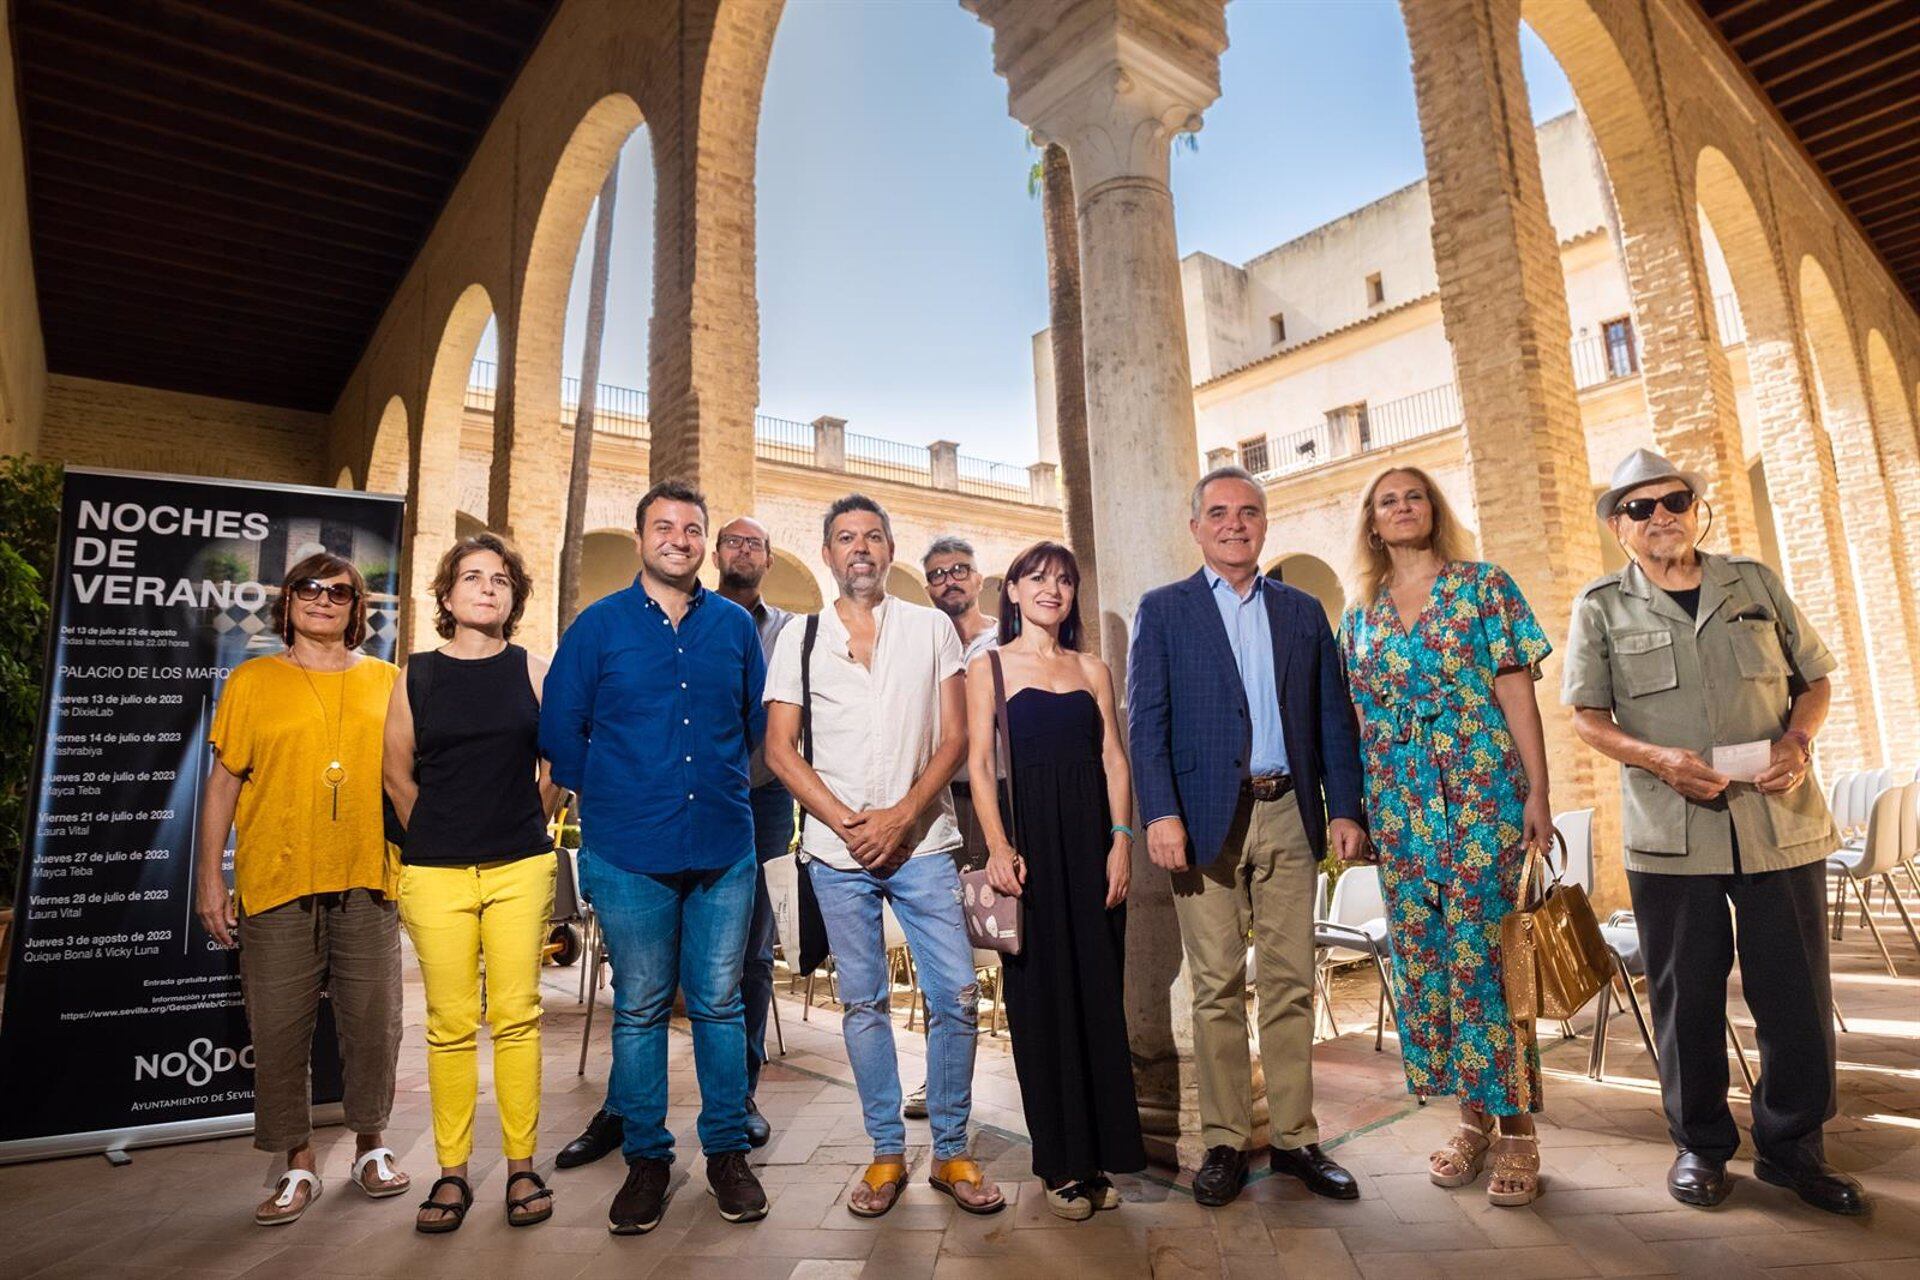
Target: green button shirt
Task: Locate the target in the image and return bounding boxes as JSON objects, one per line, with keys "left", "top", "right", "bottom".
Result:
{"left": 1561, "top": 553, "right": 1838, "bottom": 876}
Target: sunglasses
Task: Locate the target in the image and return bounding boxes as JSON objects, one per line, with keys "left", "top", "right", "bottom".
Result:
{"left": 290, "top": 579, "right": 359, "bottom": 605}
{"left": 1619, "top": 491, "right": 1697, "bottom": 522}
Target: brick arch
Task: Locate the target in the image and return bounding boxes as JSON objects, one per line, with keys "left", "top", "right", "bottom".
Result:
{"left": 367, "top": 394, "right": 410, "bottom": 496}
{"left": 644, "top": 0, "right": 786, "bottom": 522}
{"left": 1691, "top": 147, "right": 1879, "bottom": 768}
{"left": 766, "top": 546, "right": 823, "bottom": 614}
{"left": 1865, "top": 327, "right": 1920, "bottom": 754}
{"left": 1519, "top": 0, "right": 1753, "bottom": 554}
{"left": 409, "top": 283, "right": 496, "bottom": 653}
{"left": 1799, "top": 257, "right": 1920, "bottom": 756}
{"left": 500, "top": 93, "right": 647, "bottom": 611}
{"left": 335, "top": 464, "right": 357, "bottom": 490}
{"left": 1265, "top": 552, "right": 1345, "bottom": 625}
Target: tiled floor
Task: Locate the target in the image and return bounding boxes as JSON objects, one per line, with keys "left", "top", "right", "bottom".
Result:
{"left": 3, "top": 893, "right": 1917, "bottom": 1279}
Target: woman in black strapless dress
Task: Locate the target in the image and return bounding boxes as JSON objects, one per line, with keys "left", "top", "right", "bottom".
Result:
{"left": 964, "top": 541, "right": 1146, "bottom": 1221}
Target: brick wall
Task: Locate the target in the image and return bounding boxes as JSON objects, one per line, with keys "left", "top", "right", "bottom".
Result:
{"left": 39, "top": 375, "right": 325, "bottom": 486}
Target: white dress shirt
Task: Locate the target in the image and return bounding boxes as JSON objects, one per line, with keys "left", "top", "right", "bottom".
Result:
{"left": 764, "top": 595, "right": 965, "bottom": 870}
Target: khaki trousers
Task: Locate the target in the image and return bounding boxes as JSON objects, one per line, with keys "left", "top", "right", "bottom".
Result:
{"left": 238, "top": 888, "right": 402, "bottom": 1153}
{"left": 1171, "top": 790, "right": 1319, "bottom": 1151}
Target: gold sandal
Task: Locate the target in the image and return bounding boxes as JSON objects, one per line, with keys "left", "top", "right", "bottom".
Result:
{"left": 1429, "top": 1119, "right": 1492, "bottom": 1188}
{"left": 847, "top": 1160, "right": 908, "bottom": 1218}
{"left": 1487, "top": 1132, "right": 1542, "bottom": 1206}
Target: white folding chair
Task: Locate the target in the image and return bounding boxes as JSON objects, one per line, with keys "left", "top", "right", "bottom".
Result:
{"left": 1827, "top": 784, "right": 1919, "bottom": 976}
{"left": 1313, "top": 865, "right": 1397, "bottom": 1051}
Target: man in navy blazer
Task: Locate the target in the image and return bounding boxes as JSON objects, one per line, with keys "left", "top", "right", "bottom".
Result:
{"left": 1128, "top": 465, "right": 1367, "bottom": 1208}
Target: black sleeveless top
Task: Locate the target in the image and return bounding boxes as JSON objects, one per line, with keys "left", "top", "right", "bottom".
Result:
{"left": 401, "top": 645, "right": 554, "bottom": 866}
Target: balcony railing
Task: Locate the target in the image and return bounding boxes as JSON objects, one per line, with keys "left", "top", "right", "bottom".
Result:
{"left": 1241, "top": 381, "right": 1461, "bottom": 482}
{"left": 465, "top": 358, "right": 1056, "bottom": 506}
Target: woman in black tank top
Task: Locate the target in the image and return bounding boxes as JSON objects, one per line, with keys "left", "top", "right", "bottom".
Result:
{"left": 383, "top": 532, "right": 559, "bottom": 1232}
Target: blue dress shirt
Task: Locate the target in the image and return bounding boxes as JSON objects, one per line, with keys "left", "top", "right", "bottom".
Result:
{"left": 1205, "top": 568, "right": 1290, "bottom": 776}
{"left": 540, "top": 578, "right": 767, "bottom": 874}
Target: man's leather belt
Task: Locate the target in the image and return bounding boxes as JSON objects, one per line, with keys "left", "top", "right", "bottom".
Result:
{"left": 1243, "top": 773, "right": 1294, "bottom": 802}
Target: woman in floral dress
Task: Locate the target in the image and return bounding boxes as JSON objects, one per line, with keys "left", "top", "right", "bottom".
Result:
{"left": 1339, "top": 466, "right": 1555, "bottom": 1207}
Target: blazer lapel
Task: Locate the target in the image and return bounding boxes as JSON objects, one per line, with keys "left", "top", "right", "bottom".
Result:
{"left": 1186, "top": 571, "right": 1247, "bottom": 707}
{"left": 1261, "top": 578, "right": 1296, "bottom": 695}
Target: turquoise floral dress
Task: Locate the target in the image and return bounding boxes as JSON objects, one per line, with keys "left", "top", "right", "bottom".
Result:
{"left": 1339, "top": 560, "right": 1551, "bottom": 1115}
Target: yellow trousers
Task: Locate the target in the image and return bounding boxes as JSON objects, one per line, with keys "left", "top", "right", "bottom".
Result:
{"left": 398, "top": 854, "right": 556, "bottom": 1166}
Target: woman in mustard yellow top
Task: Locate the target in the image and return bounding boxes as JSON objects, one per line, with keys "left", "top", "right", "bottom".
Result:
{"left": 195, "top": 551, "right": 410, "bottom": 1226}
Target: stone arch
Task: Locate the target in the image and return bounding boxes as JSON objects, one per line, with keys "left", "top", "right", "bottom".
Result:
{"left": 1798, "top": 257, "right": 1920, "bottom": 756}
{"left": 368, "top": 395, "right": 410, "bottom": 496}
{"left": 1519, "top": 0, "right": 1752, "bottom": 554}
{"left": 411, "top": 283, "right": 497, "bottom": 652}
{"left": 981, "top": 574, "right": 1006, "bottom": 614}
{"left": 501, "top": 93, "right": 648, "bottom": 629}
{"left": 579, "top": 528, "right": 639, "bottom": 609}
{"left": 1692, "top": 146, "right": 1880, "bottom": 769}
{"left": 887, "top": 564, "right": 932, "bottom": 606}
{"left": 1266, "top": 553, "right": 1344, "bottom": 625}
{"left": 765, "top": 547, "right": 823, "bottom": 614}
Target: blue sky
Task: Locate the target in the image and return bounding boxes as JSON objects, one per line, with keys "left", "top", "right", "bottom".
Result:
{"left": 507, "top": 1, "right": 1575, "bottom": 465}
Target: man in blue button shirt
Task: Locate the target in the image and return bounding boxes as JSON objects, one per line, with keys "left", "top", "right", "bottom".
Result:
{"left": 541, "top": 480, "right": 769, "bottom": 1234}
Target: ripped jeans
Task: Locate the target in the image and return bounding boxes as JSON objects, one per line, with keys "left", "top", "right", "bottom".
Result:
{"left": 805, "top": 852, "right": 979, "bottom": 1160}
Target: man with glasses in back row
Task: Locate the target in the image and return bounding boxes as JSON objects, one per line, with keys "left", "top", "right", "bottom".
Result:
{"left": 1563, "top": 448, "right": 1862, "bottom": 1217}
{"left": 906, "top": 536, "right": 999, "bottom": 1120}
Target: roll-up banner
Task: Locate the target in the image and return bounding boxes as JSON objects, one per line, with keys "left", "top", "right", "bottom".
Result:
{"left": 0, "top": 468, "right": 406, "bottom": 1163}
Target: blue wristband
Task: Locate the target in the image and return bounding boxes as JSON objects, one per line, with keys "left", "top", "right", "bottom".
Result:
{"left": 1110, "top": 824, "right": 1136, "bottom": 841}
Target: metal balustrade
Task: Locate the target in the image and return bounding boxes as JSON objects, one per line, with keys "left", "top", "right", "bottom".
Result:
{"left": 845, "top": 431, "right": 933, "bottom": 487}
{"left": 464, "top": 358, "right": 1048, "bottom": 504}
{"left": 753, "top": 413, "right": 813, "bottom": 466}
{"left": 958, "top": 454, "right": 1030, "bottom": 501}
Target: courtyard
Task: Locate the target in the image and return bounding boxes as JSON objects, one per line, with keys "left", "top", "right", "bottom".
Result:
{"left": 2, "top": 906, "right": 1915, "bottom": 1279}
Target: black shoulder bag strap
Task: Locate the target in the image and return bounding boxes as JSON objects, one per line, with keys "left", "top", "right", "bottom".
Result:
{"left": 794, "top": 614, "right": 830, "bottom": 976}
{"left": 988, "top": 649, "right": 1020, "bottom": 853}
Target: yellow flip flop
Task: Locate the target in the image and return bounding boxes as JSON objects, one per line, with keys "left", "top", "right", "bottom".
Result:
{"left": 929, "top": 1156, "right": 1005, "bottom": 1215}
{"left": 847, "top": 1159, "right": 908, "bottom": 1218}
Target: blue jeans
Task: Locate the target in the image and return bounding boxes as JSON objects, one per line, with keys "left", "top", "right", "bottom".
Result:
{"left": 578, "top": 848, "right": 755, "bottom": 1163}
{"left": 744, "top": 783, "right": 794, "bottom": 1093}
{"left": 806, "top": 853, "right": 979, "bottom": 1160}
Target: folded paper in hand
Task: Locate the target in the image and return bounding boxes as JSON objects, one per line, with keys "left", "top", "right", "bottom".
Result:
{"left": 1711, "top": 740, "right": 1773, "bottom": 783}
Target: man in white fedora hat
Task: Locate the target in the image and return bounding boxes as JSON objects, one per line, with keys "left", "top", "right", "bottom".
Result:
{"left": 1560, "top": 448, "right": 1860, "bottom": 1216}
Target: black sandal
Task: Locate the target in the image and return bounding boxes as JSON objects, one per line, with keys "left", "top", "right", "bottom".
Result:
{"left": 415, "top": 1176, "right": 472, "bottom": 1235}
{"left": 506, "top": 1170, "right": 554, "bottom": 1227}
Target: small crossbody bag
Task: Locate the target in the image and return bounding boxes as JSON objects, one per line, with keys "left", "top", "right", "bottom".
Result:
{"left": 958, "top": 650, "right": 1024, "bottom": 955}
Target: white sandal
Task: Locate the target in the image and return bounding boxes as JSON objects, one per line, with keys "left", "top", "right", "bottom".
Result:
{"left": 350, "top": 1147, "right": 410, "bottom": 1199}
{"left": 256, "top": 1169, "right": 322, "bottom": 1225}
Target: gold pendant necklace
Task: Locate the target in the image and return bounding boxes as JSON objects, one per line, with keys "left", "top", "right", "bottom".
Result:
{"left": 290, "top": 647, "right": 348, "bottom": 820}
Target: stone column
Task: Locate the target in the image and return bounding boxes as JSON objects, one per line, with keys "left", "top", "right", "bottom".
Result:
{"left": 1026, "top": 460, "right": 1058, "bottom": 507}
{"left": 811, "top": 415, "right": 847, "bottom": 471}
{"left": 968, "top": 0, "right": 1228, "bottom": 1170}
{"left": 1401, "top": 0, "right": 1618, "bottom": 901}
{"left": 929, "top": 441, "right": 961, "bottom": 491}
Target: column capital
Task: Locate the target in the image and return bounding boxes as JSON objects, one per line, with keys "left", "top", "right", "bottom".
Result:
{"left": 966, "top": 0, "right": 1225, "bottom": 192}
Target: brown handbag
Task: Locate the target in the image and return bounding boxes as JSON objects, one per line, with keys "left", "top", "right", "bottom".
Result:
{"left": 1499, "top": 828, "right": 1609, "bottom": 1029}
{"left": 958, "top": 651, "right": 1023, "bottom": 956}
